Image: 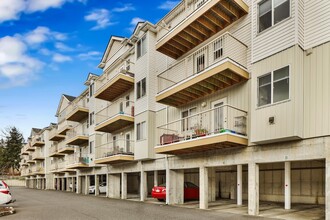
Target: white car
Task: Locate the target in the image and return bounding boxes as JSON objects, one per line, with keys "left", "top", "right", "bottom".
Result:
{"left": 89, "top": 182, "right": 106, "bottom": 194}
{"left": 0, "top": 180, "right": 13, "bottom": 205}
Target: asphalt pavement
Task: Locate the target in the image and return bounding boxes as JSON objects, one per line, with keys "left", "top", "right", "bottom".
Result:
{"left": 2, "top": 187, "right": 275, "bottom": 220}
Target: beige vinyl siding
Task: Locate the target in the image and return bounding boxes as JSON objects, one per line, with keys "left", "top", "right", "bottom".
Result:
{"left": 106, "top": 41, "right": 122, "bottom": 62}
{"left": 251, "top": 46, "right": 304, "bottom": 144}
{"left": 303, "top": 42, "right": 330, "bottom": 138}
{"left": 297, "top": 0, "right": 304, "bottom": 47}
{"left": 134, "top": 111, "right": 149, "bottom": 160}
{"left": 252, "top": 0, "right": 296, "bottom": 63}
{"left": 304, "top": 0, "right": 330, "bottom": 49}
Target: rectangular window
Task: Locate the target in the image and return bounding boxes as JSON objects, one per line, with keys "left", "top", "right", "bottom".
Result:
{"left": 136, "top": 78, "right": 146, "bottom": 99}
{"left": 258, "top": 0, "right": 290, "bottom": 33}
{"left": 113, "top": 136, "right": 117, "bottom": 148}
{"left": 137, "top": 35, "right": 147, "bottom": 59}
{"left": 126, "top": 95, "right": 130, "bottom": 107}
{"left": 181, "top": 107, "right": 197, "bottom": 131}
{"left": 137, "top": 121, "right": 146, "bottom": 140}
{"left": 89, "top": 83, "right": 94, "bottom": 97}
{"left": 89, "top": 141, "right": 94, "bottom": 154}
{"left": 89, "top": 112, "right": 94, "bottom": 125}
{"left": 258, "top": 66, "right": 290, "bottom": 107}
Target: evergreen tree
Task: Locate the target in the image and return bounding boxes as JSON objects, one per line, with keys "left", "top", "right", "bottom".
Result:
{"left": 1, "top": 127, "right": 24, "bottom": 174}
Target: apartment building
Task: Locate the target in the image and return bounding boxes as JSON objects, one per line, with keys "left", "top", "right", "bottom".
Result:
{"left": 20, "top": 0, "right": 330, "bottom": 218}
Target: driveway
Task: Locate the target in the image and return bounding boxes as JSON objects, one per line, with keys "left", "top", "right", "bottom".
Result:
{"left": 3, "top": 187, "right": 276, "bottom": 220}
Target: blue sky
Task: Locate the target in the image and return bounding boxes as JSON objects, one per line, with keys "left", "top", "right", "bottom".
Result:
{"left": 0, "top": 0, "right": 179, "bottom": 140}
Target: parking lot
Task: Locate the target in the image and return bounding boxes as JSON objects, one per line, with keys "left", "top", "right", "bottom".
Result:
{"left": 2, "top": 187, "right": 276, "bottom": 220}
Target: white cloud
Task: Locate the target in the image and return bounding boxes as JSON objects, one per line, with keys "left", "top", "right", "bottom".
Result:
{"left": 0, "top": 0, "right": 86, "bottom": 23}
{"left": 52, "top": 53, "right": 72, "bottom": 63}
{"left": 84, "top": 9, "right": 116, "bottom": 30}
{"left": 23, "top": 26, "right": 51, "bottom": 45}
{"left": 78, "top": 51, "right": 101, "bottom": 60}
{"left": 158, "top": 1, "right": 179, "bottom": 10}
{"left": 112, "top": 3, "right": 135, "bottom": 12}
{"left": 55, "top": 42, "right": 73, "bottom": 51}
{"left": 0, "top": 0, "right": 26, "bottom": 23}
{"left": 128, "top": 17, "right": 145, "bottom": 32}
{"left": 0, "top": 36, "right": 44, "bottom": 88}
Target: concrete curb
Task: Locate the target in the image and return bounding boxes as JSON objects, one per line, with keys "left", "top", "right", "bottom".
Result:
{"left": 0, "top": 207, "right": 15, "bottom": 217}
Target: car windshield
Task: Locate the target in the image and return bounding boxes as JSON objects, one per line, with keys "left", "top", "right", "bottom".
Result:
{"left": 158, "top": 183, "right": 166, "bottom": 187}
{"left": 185, "top": 182, "right": 198, "bottom": 188}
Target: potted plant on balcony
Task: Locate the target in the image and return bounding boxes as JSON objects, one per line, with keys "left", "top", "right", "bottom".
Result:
{"left": 193, "top": 124, "right": 208, "bottom": 137}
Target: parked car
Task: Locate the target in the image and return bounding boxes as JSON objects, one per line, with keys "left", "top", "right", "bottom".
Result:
{"left": 151, "top": 182, "right": 199, "bottom": 201}
{"left": 0, "top": 180, "right": 13, "bottom": 205}
{"left": 89, "top": 182, "right": 106, "bottom": 194}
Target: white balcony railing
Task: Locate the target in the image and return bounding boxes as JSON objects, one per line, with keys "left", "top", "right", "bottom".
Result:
{"left": 66, "top": 96, "right": 88, "bottom": 115}
{"left": 66, "top": 122, "right": 88, "bottom": 140}
{"left": 157, "top": 32, "right": 247, "bottom": 93}
{"left": 95, "top": 99, "right": 135, "bottom": 126}
{"left": 157, "top": 105, "right": 247, "bottom": 146}
{"left": 95, "top": 139, "right": 134, "bottom": 159}
{"left": 67, "top": 153, "right": 90, "bottom": 166}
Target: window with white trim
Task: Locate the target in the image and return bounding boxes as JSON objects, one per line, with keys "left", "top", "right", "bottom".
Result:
{"left": 137, "top": 35, "right": 147, "bottom": 59}
{"left": 137, "top": 121, "right": 146, "bottom": 140}
{"left": 258, "top": 0, "right": 290, "bottom": 33}
{"left": 181, "top": 107, "right": 197, "bottom": 131}
{"left": 258, "top": 66, "right": 290, "bottom": 107}
{"left": 137, "top": 78, "right": 146, "bottom": 99}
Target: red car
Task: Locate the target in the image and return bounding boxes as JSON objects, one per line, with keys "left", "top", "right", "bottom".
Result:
{"left": 151, "top": 182, "right": 199, "bottom": 201}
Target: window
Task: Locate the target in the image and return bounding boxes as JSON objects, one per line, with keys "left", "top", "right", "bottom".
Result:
{"left": 113, "top": 136, "right": 117, "bottom": 148}
{"left": 258, "top": 0, "right": 290, "bottom": 33}
{"left": 89, "top": 141, "right": 94, "bottom": 154}
{"left": 126, "top": 133, "right": 131, "bottom": 152}
{"left": 137, "top": 35, "right": 147, "bottom": 59}
{"left": 137, "top": 121, "right": 146, "bottom": 140}
{"left": 196, "top": 54, "right": 205, "bottom": 72}
{"left": 213, "top": 38, "right": 223, "bottom": 60}
{"left": 126, "top": 95, "right": 130, "bottom": 107}
{"left": 137, "top": 78, "right": 146, "bottom": 99}
{"left": 258, "top": 66, "right": 289, "bottom": 107}
{"left": 89, "top": 112, "right": 94, "bottom": 125}
{"left": 89, "top": 83, "right": 94, "bottom": 97}
{"left": 181, "top": 107, "right": 197, "bottom": 131}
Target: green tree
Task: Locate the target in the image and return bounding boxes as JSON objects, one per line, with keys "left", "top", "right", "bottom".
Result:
{"left": 1, "top": 127, "right": 24, "bottom": 175}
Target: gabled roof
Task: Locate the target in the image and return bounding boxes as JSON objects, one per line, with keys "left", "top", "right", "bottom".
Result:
{"left": 30, "top": 128, "right": 41, "bottom": 138}
{"left": 98, "top": 36, "right": 126, "bottom": 69}
{"left": 55, "top": 94, "right": 76, "bottom": 117}
{"left": 84, "top": 72, "right": 99, "bottom": 86}
{"left": 130, "top": 21, "right": 157, "bottom": 41}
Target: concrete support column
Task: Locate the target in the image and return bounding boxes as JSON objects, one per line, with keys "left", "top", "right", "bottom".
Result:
{"left": 84, "top": 176, "right": 90, "bottom": 195}
{"left": 248, "top": 162, "right": 259, "bottom": 216}
{"left": 154, "top": 170, "right": 158, "bottom": 187}
{"left": 106, "top": 174, "right": 109, "bottom": 197}
{"left": 109, "top": 174, "right": 120, "bottom": 198}
{"left": 140, "top": 171, "right": 147, "bottom": 201}
{"left": 208, "top": 167, "right": 216, "bottom": 202}
{"left": 167, "top": 169, "right": 184, "bottom": 205}
{"left": 95, "top": 175, "right": 99, "bottom": 196}
{"left": 326, "top": 153, "right": 330, "bottom": 220}
{"left": 77, "top": 176, "right": 82, "bottom": 194}
{"left": 121, "top": 172, "right": 127, "bottom": 199}
{"left": 200, "top": 166, "right": 209, "bottom": 209}
{"left": 61, "top": 178, "right": 65, "bottom": 191}
{"left": 67, "top": 178, "right": 71, "bottom": 192}
{"left": 237, "top": 164, "right": 243, "bottom": 206}
{"left": 71, "top": 177, "right": 75, "bottom": 192}
{"left": 284, "top": 162, "right": 291, "bottom": 210}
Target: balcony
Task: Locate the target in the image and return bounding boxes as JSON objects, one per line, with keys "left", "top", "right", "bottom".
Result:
{"left": 26, "top": 143, "right": 35, "bottom": 152}
{"left": 49, "top": 128, "right": 66, "bottom": 141}
{"left": 66, "top": 98, "right": 89, "bottom": 122}
{"left": 27, "top": 155, "right": 35, "bottom": 164}
{"left": 20, "top": 159, "right": 29, "bottom": 167}
{"left": 31, "top": 136, "right": 45, "bottom": 147}
{"left": 66, "top": 154, "right": 90, "bottom": 169}
{"left": 32, "top": 166, "right": 45, "bottom": 175}
{"left": 32, "top": 150, "right": 45, "bottom": 161}
{"left": 49, "top": 143, "right": 65, "bottom": 157}
{"left": 156, "top": 0, "right": 248, "bottom": 59}
{"left": 155, "top": 105, "right": 248, "bottom": 154}
{"left": 95, "top": 139, "right": 134, "bottom": 165}
{"left": 95, "top": 99, "right": 134, "bottom": 133}
{"left": 21, "top": 147, "right": 29, "bottom": 155}
{"left": 157, "top": 32, "right": 248, "bottom": 107}
{"left": 65, "top": 122, "right": 89, "bottom": 146}
{"left": 58, "top": 144, "right": 75, "bottom": 154}
{"left": 95, "top": 65, "right": 134, "bottom": 102}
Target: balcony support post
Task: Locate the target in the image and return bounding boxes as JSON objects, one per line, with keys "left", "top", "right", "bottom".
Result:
{"left": 237, "top": 164, "right": 243, "bottom": 205}
{"left": 95, "top": 174, "right": 100, "bottom": 196}
{"left": 208, "top": 167, "right": 216, "bottom": 202}
{"left": 167, "top": 169, "right": 184, "bottom": 205}
{"left": 61, "top": 178, "right": 65, "bottom": 191}
{"left": 77, "top": 175, "right": 82, "bottom": 194}
{"left": 121, "top": 172, "right": 127, "bottom": 199}
{"left": 66, "top": 177, "right": 71, "bottom": 192}
{"left": 200, "top": 166, "right": 208, "bottom": 209}
{"left": 140, "top": 162, "right": 148, "bottom": 201}
{"left": 154, "top": 170, "right": 158, "bottom": 187}
{"left": 84, "top": 175, "right": 90, "bottom": 195}
{"left": 109, "top": 174, "right": 121, "bottom": 198}
{"left": 72, "top": 177, "right": 75, "bottom": 192}
{"left": 248, "top": 162, "right": 259, "bottom": 216}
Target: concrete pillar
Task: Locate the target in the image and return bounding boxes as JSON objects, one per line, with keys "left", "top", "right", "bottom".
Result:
{"left": 285, "top": 162, "right": 291, "bottom": 210}
{"left": 109, "top": 174, "right": 120, "bottom": 198}
{"left": 121, "top": 172, "right": 127, "bottom": 199}
{"left": 248, "top": 162, "right": 259, "bottom": 216}
{"left": 200, "top": 166, "right": 209, "bottom": 209}
{"left": 154, "top": 170, "right": 158, "bottom": 186}
{"left": 167, "top": 169, "right": 184, "bottom": 205}
{"left": 106, "top": 174, "right": 109, "bottom": 197}
{"left": 77, "top": 176, "right": 82, "bottom": 194}
{"left": 61, "top": 178, "right": 65, "bottom": 191}
{"left": 71, "top": 177, "right": 75, "bottom": 192}
{"left": 67, "top": 178, "right": 71, "bottom": 192}
{"left": 208, "top": 167, "right": 216, "bottom": 202}
{"left": 140, "top": 171, "right": 147, "bottom": 201}
{"left": 84, "top": 175, "right": 90, "bottom": 195}
{"left": 95, "top": 175, "right": 99, "bottom": 196}
{"left": 326, "top": 154, "right": 330, "bottom": 220}
{"left": 237, "top": 164, "right": 243, "bottom": 206}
